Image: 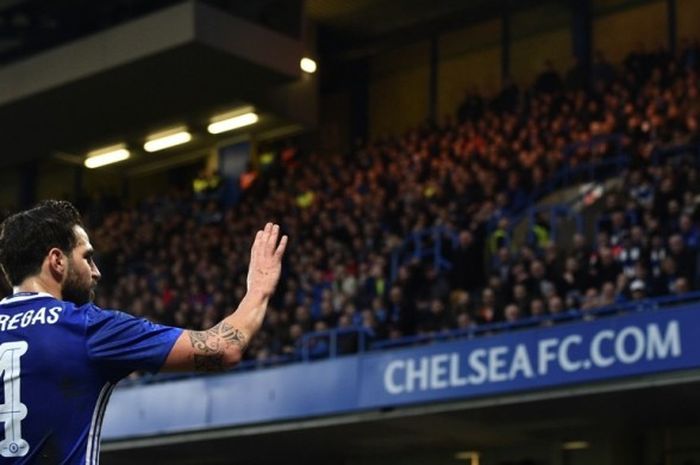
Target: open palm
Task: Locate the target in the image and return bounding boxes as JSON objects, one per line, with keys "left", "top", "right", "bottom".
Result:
{"left": 246, "top": 222, "right": 288, "bottom": 297}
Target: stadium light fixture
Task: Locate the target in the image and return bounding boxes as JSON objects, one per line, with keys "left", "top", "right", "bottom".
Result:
{"left": 207, "top": 111, "right": 258, "bottom": 134}
{"left": 562, "top": 441, "right": 590, "bottom": 450}
{"left": 84, "top": 144, "right": 130, "bottom": 169}
{"left": 300, "top": 57, "right": 317, "bottom": 74}
{"left": 454, "top": 451, "right": 480, "bottom": 464}
{"left": 143, "top": 128, "right": 192, "bottom": 152}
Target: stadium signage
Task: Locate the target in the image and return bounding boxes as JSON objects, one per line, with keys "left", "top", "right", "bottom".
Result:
{"left": 104, "top": 306, "right": 700, "bottom": 439}
{"left": 358, "top": 309, "right": 693, "bottom": 408}
{"left": 381, "top": 321, "right": 680, "bottom": 395}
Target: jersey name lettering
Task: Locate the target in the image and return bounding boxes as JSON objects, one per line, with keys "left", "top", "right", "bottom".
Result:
{"left": 0, "top": 307, "right": 62, "bottom": 332}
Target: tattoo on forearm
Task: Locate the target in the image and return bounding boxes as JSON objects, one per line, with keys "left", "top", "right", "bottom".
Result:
{"left": 188, "top": 322, "right": 247, "bottom": 372}
{"left": 217, "top": 321, "right": 247, "bottom": 349}
{"left": 188, "top": 330, "right": 220, "bottom": 353}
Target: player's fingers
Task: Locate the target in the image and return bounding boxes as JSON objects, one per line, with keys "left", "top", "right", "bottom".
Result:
{"left": 267, "top": 224, "right": 280, "bottom": 254}
{"left": 262, "top": 222, "right": 272, "bottom": 245}
{"left": 251, "top": 230, "right": 263, "bottom": 258}
{"left": 253, "top": 229, "right": 263, "bottom": 248}
{"left": 274, "top": 235, "right": 288, "bottom": 259}
{"left": 257, "top": 224, "right": 269, "bottom": 251}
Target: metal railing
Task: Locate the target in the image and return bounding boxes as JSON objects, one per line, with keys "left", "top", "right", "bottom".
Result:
{"left": 293, "top": 290, "right": 700, "bottom": 356}
{"left": 126, "top": 140, "right": 700, "bottom": 386}
{"left": 390, "top": 226, "right": 456, "bottom": 281}
{"left": 299, "top": 327, "right": 372, "bottom": 360}
{"left": 123, "top": 290, "right": 700, "bottom": 387}
{"left": 388, "top": 140, "right": 700, "bottom": 280}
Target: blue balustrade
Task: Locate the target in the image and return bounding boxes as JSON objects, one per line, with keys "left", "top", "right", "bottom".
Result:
{"left": 123, "top": 290, "right": 700, "bottom": 388}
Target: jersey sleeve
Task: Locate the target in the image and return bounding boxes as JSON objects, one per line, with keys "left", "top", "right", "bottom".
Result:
{"left": 83, "top": 304, "right": 183, "bottom": 380}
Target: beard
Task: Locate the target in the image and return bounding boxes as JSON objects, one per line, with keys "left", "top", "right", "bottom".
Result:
{"left": 62, "top": 262, "right": 95, "bottom": 306}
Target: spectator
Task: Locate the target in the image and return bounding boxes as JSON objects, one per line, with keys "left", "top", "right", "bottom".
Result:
{"left": 629, "top": 279, "right": 647, "bottom": 301}
{"left": 23, "top": 43, "right": 698, "bottom": 365}
{"left": 504, "top": 304, "right": 521, "bottom": 324}
{"left": 592, "top": 50, "right": 616, "bottom": 86}
{"left": 668, "top": 234, "right": 697, "bottom": 283}
{"left": 566, "top": 56, "right": 587, "bottom": 90}
{"left": 449, "top": 230, "right": 485, "bottom": 291}
{"left": 535, "top": 60, "right": 563, "bottom": 94}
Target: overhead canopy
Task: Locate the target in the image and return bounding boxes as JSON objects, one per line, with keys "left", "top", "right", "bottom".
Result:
{"left": 0, "top": 1, "right": 306, "bottom": 166}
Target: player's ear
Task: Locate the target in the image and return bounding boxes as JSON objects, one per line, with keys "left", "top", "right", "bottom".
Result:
{"left": 47, "top": 247, "right": 68, "bottom": 278}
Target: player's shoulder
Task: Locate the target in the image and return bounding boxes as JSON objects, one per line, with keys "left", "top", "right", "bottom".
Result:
{"left": 0, "top": 292, "right": 85, "bottom": 331}
{"left": 0, "top": 291, "right": 59, "bottom": 307}
{"left": 0, "top": 292, "right": 140, "bottom": 330}
{"left": 81, "top": 302, "right": 138, "bottom": 331}
{"left": 0, "top": 292, "right": 108, "bottom": 320}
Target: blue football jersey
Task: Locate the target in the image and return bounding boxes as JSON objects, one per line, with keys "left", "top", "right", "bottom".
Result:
{"left": 0, "top": 292, "right": 182, "bottom": 464}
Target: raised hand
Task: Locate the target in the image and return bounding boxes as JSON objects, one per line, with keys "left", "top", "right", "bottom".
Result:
{"left": 246, "top": 223, "right": 288, "bottom": 297}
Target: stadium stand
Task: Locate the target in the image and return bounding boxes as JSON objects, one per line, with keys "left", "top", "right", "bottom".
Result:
{"left": 4, "top": 1, "right": 700, "bottom": 464}
{"left": 69, "top": 42, "right": 700, "bottom": 367}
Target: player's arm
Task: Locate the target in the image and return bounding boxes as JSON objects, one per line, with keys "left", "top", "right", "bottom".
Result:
{"left": 162, "top": 223, "right": 287, "bottom": 372}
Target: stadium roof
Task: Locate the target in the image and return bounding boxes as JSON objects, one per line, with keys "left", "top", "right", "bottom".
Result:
{"left": 0, "top": 0, "right": 548, "bottom": 65}
{"left": 0, "top": 1, "right": 309, "bottom": 170}
{"left": 308, "top": 0, "right": 549, "bottom": 60}
{"left": 308, "top": 0, "right": 495, "bottom": 39}
{"left": 0, "top": 0, "right": 557, "bottom": 170}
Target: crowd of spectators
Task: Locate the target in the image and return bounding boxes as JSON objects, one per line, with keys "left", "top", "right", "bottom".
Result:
{"left": 18, "top": 41, "right": 700, "bottom": 364}
{"left": 91, "top": 41, "right": 700, "bottom": 363}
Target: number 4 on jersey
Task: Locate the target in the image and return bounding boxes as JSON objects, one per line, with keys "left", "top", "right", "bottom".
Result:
{"left": 0, "top": 341, "right": 29, "bottom": 458}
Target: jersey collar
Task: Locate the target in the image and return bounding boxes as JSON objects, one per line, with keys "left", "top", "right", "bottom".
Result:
{"left": 1, "top": 292, "right": 55, "bottom": 304}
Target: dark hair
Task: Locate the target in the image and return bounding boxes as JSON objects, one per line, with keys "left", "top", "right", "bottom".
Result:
{"left": 0, "top": 200, "right": 83, "bottom": 286}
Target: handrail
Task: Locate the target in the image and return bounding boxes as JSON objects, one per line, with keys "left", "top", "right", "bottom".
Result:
{"left": 124, "top": 139, "right": 700, "bottom": 387}
{"left": 389, "top": 141, "right": 700, "bottom": 280}
{"left": 502, "top": 141, "right": 700, "bottom": 251}
{"left": 388, "top": 136, "right": 627, "bottom": 280}
{"left": 501, "top": 154, "right": 628, "bottom": 243}
{"left": 299, "top": 327, "right": 373, "bottom": 361}
{"left": 390, "top": 226, "right": 456, "bottom": 280}
{"left": 525, "top": 203, "right": 584, "bottom": 245}
{"left": 369, "top": 290, "right": 700, "bottom": 352}
{"left": 121, "top": 290, "right": 700, "bottom": 388}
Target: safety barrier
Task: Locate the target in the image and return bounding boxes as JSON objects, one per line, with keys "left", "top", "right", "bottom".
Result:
{"left": 126, "top": 290, "right": 700, "bottom": 387}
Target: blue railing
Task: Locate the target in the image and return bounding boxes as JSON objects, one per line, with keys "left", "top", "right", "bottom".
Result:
{"left": 300, "top": 327, "right": 372, "bottom": 360}
{"left": 388, "top": 140, "right": 700, "bottom": 280}
{"left": 390, "top": 227, "right": 456, "bottom": 281}
{"left": 300, "top": 290, "right": 700, "bottom": 356}
{"left": 123, "top": 290, "right": 700, "bottom": 387}
{"left": 525, "top": 203, "right": 584, "bottom": 245}
{"left": 498, "top": 136, "right": 626, "bottom": 239}
{"left": 127, "top": 139, "right": 700, "bottom": 387}
{"left": 388, "top": 136, "right": 627, "bottom": 280}
{"left": 514, "top": 141, "right": 700, "bottom": 244}
{"left": 651, "top": 143, "right": 700, "bottom": 164}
